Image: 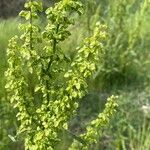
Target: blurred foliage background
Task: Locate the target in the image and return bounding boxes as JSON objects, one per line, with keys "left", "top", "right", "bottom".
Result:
{"left": 0, "top": 0, "right": 150, "bottom": 149}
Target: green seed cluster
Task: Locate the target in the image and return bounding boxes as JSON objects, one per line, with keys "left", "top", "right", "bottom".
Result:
{"left": 5, "top": 0, "right": 118, "bottom": 149}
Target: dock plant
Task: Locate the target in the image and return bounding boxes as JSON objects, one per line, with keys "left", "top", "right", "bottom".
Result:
{"left": 5, "top": 0, "right": 118, "bottom": 149}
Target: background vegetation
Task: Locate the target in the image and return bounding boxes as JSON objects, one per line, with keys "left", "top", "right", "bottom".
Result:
{"left": 0, "top": 0, "right": 150, "bottom": 149}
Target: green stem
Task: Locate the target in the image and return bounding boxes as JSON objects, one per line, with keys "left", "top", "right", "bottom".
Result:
{"left": 44, "top": 24, "right": 60, "bottom": 102}
{"left": 29, "top": 0, "right": 33, "bottom": 55}
{"left": 46, "top": 24, "right": 60, "bottom": 72}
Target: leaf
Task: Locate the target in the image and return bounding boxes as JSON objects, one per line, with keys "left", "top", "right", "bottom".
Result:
{"left": 75, "top": 83, "right": 80, "bottom": 90}
{"left": 8, "top": 135, "right": 16, "bottom": 142}
{"left": 19, "top": 11, "right": 30, "bottom": 20}
{"left": 64, "top": 72, "right": 70, "bottom": 78}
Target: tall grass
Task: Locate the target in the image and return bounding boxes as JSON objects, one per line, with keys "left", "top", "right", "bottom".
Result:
{"left": 0, "top": 18, "right": 21, "bottom": 150}
{"left": 0, "top": 18, "right": 19, "bottom": 96}
{"left": 92, "top": 0, "right": 150, "bottom": 89}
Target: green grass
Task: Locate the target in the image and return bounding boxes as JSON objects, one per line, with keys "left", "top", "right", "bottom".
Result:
{"left": 0, "top": 18, "right": 21, "bottom": 150}
{"left": 0, "top": 18, "right": 19, "bottom": 97}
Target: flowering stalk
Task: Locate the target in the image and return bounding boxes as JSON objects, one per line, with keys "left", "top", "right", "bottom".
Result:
{"left": 5, "top": 0, "right": 118, "bottom": 149}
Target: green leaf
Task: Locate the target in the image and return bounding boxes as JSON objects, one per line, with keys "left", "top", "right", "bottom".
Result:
{"left": 8, "top": 135, "right": 16, "bottom": 142}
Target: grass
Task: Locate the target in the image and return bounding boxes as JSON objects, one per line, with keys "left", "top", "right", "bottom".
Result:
{"left": 0, "top": 18, "right": 21, "bottom": 150}
{"left": 0, "top": 18, "right": 19, "bottom": 97}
